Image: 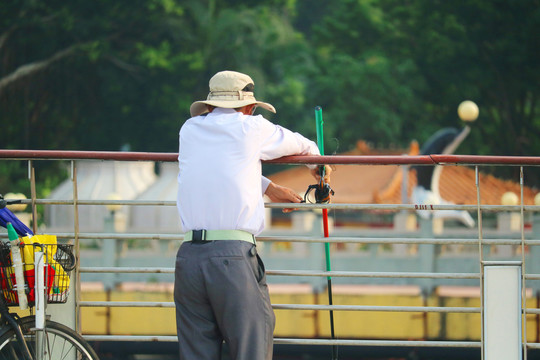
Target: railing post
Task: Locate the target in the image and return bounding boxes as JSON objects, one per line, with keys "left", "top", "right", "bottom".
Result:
{"left": 418, "top": 217, "right": 436, "bottom": 294}
{"left": 531, "top": 215, "right": 540, "bottom": 293}
{"left": 103, "top": 211, "right": 119, "bottom": 290}
{"left": 72, "top": 161, "right": 82, "bottom": 333}
{"left": 47, "top": 161, "right": 77, "bottom": 330}
{"left": 482, "top": 261, "right": 523, "bottom": 360}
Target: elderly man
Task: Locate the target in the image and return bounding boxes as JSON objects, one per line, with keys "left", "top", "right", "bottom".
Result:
{"left": 175, "top": 70, "right": 330, "bottom": 360}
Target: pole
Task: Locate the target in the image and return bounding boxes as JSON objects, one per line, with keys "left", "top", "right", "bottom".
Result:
{"left": 7, "top": 222, "right": 28, "bottom": 310}
{"left": 315, "top": 106, "right": 337, "bottom": 360}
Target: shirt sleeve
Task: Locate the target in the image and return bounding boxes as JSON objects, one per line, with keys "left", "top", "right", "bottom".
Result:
{"left": 261, "top": 176, "right": 271, "bottom": 195}
{"left": 257, "top": 117, "right": 320, "bottom": 161}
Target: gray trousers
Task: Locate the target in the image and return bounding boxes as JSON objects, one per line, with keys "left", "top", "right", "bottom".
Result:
{"left": 174, "top": 240, "right": 275, "bottom": 360}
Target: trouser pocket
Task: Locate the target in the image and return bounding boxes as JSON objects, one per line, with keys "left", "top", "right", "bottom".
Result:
{"left": 248, "top": 245, "right": 265, "bottom": 283}
{"left": 255, "top": 253, "right": 265, "bottom": 283}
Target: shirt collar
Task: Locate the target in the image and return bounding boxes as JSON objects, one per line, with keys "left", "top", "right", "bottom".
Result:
{"left": 211, "top": 108, "right": 237, "bottom": 115}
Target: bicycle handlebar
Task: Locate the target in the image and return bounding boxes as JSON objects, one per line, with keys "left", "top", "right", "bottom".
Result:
{"left": 0, "top": 194, "right": 22, "bottom": 209}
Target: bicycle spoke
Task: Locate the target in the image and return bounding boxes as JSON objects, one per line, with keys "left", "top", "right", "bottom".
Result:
{"left": 0, "top": 320, "right": 99, "bottom": 360}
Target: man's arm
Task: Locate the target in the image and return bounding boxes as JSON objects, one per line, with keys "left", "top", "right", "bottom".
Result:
{"left": 257, "top": 118, "right": 333, "bottom": 183}
{"left": 264, "top": 181, "right": 303, "bottom": 213}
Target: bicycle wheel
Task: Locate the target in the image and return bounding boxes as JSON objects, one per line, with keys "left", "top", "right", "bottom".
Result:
{"left": 0, "top": 318, "right": 99, "bottom": 360}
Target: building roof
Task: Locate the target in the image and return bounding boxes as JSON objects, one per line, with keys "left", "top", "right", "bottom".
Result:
{"left": 267, "top": 140, "right": 539, "bottom": 206}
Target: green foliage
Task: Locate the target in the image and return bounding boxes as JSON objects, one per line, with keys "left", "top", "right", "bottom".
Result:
{"left": 375, "top": 0, "right": 540, "bottom": 156}
{"left": 1, "top": 0, "right": 539, "bottom": 190}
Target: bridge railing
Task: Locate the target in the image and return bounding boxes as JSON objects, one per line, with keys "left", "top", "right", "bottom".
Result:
{"left": 1, "top": 150, "right": 540, "bottom": 358}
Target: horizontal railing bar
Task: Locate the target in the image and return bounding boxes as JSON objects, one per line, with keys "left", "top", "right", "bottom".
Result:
{"left": 78, "top": 267, "right": 479, "bottom": 279}
{"left": 275, "top": 338, "right": 482, "bottom": 347}
{"left": 77, "top": 233, "right": 183, "bottom": 240}
{"left": 266, "top": 203, "right": 540, "bottom": 212}
{"left": 29, "top": 199, "right": 177, "bottom": 206}
{"left": 268, "top": 270, "right": 480, "bottom": 279}
{"left": 0, "top": 151, "right": 433, "bottom": 165}
{"left": 16, "top": 233, "right": 539, "bottom": 246}
{"left": 77, "top": 267, "right": 540, "bottom": 281}
{"left": 259, "top": 237, "right": 540, "bottom": 245}
{"left": 84, "top": 335, "right": 178, "bottom": 342}
{"left": 16, "top": 197, "right": 540, "bottom": 212}
{"left": 79, "top": 301, "right": 479, "bottom": 313}
{"left": 430, "top": 154, "right": 540, "bottom": 166}
{"left": 0, "top": 150, "right": 179, "bottom": 162}
{"left": 3, "top": 149, "right": 540, "bottom": 166}
{"left": 275, "top": 306, "right": 540, "bottom": 315}
{"left": 0, "top": 151, "right": 428, "bottom": 165}
{"left": 272, "top": 154, "right": 540, "bottom": 166}
{"left": 81, "top": 334, "right": 484, "bottom": 348}
{"left": 273, "top": 304, "right": 479, "bottom": 313}
{"left": 80, "top": 267, "right": 173, "bottom": 273}
{"left": 81, "top": 301, "right": 174, "bottom": 308}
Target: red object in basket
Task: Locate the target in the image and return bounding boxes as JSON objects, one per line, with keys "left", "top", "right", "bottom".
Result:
{"left": 7, "top": 265, "right": 55, "bottom": 304}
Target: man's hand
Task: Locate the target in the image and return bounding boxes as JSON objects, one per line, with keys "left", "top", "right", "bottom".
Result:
{"left": 310, "top": 165, "right": 332, "bottom": 184}
{"left": 264, "top": 182, "right": 303, "bottom": 213}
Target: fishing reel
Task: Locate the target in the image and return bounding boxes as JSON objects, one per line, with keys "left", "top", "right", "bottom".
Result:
{"left": 303, "top": 167, "right": 335, "bottom": 204}
{"left": 303, "top": 180, "right": 334, "bottom": 204}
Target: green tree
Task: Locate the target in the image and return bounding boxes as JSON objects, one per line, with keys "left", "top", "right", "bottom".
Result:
{"left": 377, "top": 0, "right": 540, "bottom": 185}
{"left": 308, "top": 0, "right": 429, "bottom": 151}
{"left": 0, "top": 0, "right": 192, "bottom": 194}
{"left": 378, "top": 0, "right": 540, "bottom": 158}
{"left": 0, "top": 0, "right": 316, "bottom": 193}
{"left": 305, "top": 0, "right": 539, "bottom": 187}
{"left": 0, "top": 0, "right": 190, "bottom": 151}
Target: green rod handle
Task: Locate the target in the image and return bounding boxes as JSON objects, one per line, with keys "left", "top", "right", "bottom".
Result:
{"left": 315, "top": 107, "right": 332, "bottom": 273}
{"left": 315, "top": 106, "right": 324, "bottom": 156}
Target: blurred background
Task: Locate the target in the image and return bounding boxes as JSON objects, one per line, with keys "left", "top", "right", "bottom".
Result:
{"left": 1, "top": 0, "right": 539, "bottom": 195}
{"left": 2, "top": 2, "right": 540, "bottom": 359}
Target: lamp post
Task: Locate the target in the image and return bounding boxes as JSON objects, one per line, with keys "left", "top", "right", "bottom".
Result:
{"left": 499, "top": 191, "right": 520, "bottom": 232}
{"left": 495, "top": 191, "right": 520, "bottom": 257}
{"left": 531, "top": 193, "right": 540, "bottom": 277}
{"left": 103, "top": 193, "right": 124, "bottom": 291}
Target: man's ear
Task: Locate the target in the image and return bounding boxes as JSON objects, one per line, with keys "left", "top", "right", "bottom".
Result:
{"left": 237, "top": 104, "right": 256, "bottom": 115}
{"left": 246, "top": 104, "right": 257, "bottom": 115}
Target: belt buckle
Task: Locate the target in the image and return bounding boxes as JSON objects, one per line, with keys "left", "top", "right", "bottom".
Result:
{"left": 192, "top": 230, "right": 206, "bottom": 243}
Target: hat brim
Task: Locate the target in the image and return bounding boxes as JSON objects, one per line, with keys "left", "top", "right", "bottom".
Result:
{"left": 190, "top": 100, "right": 276, "bottom": 117}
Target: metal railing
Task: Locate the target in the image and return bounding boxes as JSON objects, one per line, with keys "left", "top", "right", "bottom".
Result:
{"left": 2, "top": 150, "right": 540, "bottom": 358}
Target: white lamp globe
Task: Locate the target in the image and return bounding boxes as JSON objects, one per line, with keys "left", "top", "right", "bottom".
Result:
{"left": 501, "top": 192, "right": 519, "bottom": 206}
{"left": 105, "top": 193, "right": 123, "bottom": 212}
{"left": 534, "top": 193, "right": 540, "bottom": 206}
{"left": 424, "top": 192, "right": 440, "bottom": 205}
{"left": 458, "top": 100, "right": 479, "bottom": 122}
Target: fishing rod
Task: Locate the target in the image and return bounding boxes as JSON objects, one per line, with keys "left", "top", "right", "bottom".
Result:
{"left": 307, "top": 106, "right": 337, "bottom": 360}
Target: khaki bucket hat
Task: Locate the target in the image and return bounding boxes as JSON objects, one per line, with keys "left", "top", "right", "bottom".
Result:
{"left": 190, "top": 71, "right": 276, "bottom": 117}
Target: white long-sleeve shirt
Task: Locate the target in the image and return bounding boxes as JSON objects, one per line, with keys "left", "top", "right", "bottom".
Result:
{"left": 177, "top": 107, "right": 320, "bottom": 235}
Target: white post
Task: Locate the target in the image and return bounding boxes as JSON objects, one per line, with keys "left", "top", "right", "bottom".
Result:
{"left": 35, "top": 250, "right": 46, "bottom": 360}
{"left": 34, "top": 250, "right": 46, "bottom": 329}
{"left": 483, "top": 261, "right": 523, "bottom": 360}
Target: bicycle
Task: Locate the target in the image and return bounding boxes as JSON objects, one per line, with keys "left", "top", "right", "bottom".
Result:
{"left": 0, "top": 194, "right": 99, "bottom": 360}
